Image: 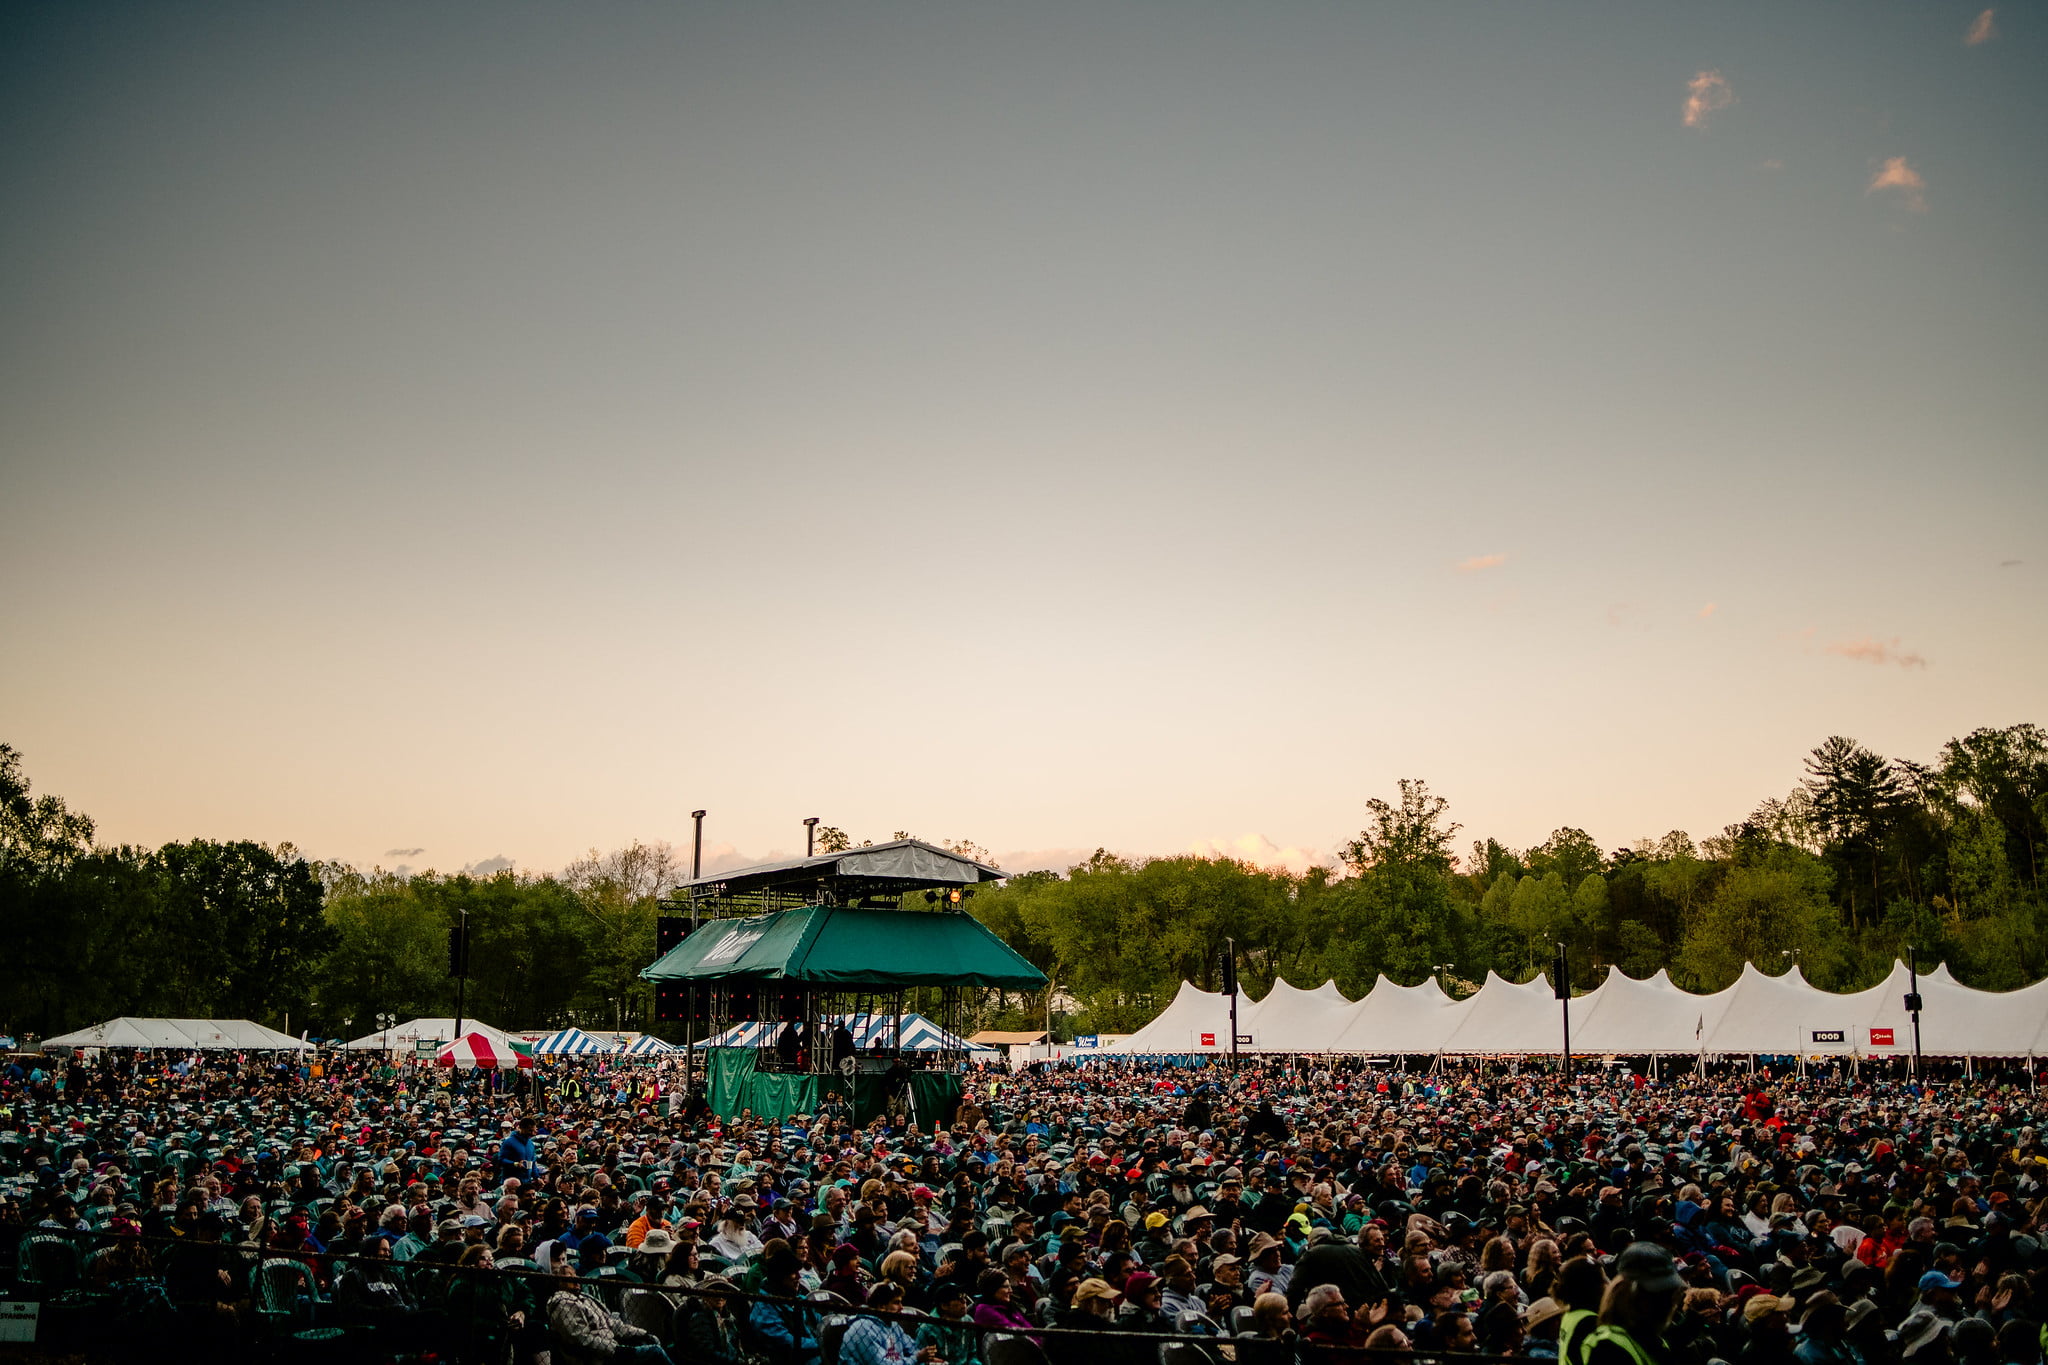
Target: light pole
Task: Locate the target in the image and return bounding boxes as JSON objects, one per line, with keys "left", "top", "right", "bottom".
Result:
{"left": 1553, "top": 942, "right": 1573, "bottom": 1082}
{"left": 1906, "top": 946, "right": 1925, "bottom": 1081}
{"left": 804, "top": 817, "right": 820, "bottom": 857}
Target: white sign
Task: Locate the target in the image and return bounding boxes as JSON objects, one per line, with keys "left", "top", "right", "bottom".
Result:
{"left": 0, "top": 1301, "right": 39, "bottom": 1343}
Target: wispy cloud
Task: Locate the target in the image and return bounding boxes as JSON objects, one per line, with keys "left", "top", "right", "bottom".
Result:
{"left": 1998, "top": 559, "right": 2022, "bottom": 569}
{"left": 464, "top": 855, "right": 516, "bottom": 875}
{"left": 385, "top": 846, "right": 425, "bottom": 858}
{"left": 1683, "top": 71, "right": 1734, "bottom": 128}
{"left": 1868, "top": 156, "right": 1928, "bottom": 211}
{"left": 1456, "top": 553, "right": 1508, "bottom": 573}
{"left": 1762, "top": 159, "right": 1785, "bottom": 171}
{"left": 994, "top": 847, "right": 1105, "bottom": 875}
{"left": 1697, "top": 603, "right": 1718, "bottom": 618}
{"left": 1965, "top": 9, "right": 1997, "bottom": 45}
{"left": 1187, "top": 834, "right": 1338, "bottom": 877}
{"left": 1826, "top": 636, "right": 1929, "bottom": 669}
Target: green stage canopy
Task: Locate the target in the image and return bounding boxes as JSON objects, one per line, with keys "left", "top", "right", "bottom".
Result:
{"left": 641, "top": 905, "right": 1047, "bottom": 990}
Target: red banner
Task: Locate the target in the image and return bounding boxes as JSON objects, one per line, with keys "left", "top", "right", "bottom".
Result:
{"left": 1199, "top": 1032, "right": 1216, "bottom": 1047}
{"left": 1870, "top": 1027, "right": 1895, "bottom": 1046}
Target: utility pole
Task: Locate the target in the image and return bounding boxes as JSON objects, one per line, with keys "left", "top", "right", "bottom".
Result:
{"left": 686, "top": 811, "right": 706, "bottom": 1095}
{"left": 1222, "top": 939, "right": 1240, "bottom": 1073}
{"left": 451, "top": 908, "right": 470, "bottom": 1040}
{"left": 1906, "top": 948, "right": 1925, "bottom": 1082}
{"left": 804, "top": 816, "right": 819, "bottom": 857}
{"left": 1553, "top": 941, "right": 1573, "bottom": 1082}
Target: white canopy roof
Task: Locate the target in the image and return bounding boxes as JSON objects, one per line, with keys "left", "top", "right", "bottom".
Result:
{"left": 1573, "top": 969, "right": 1735, "bottom": 1055}
{"left": 1097, "top": 958, "right": 2046, "bottom": 1058}
{"left": 41, "top": 1017, "right": 308, "bottom": 1051}
{"left": 1442, "top": 973, "right": 1569, "bottom": 1054}
{"left": 1325, "top": 976, "right": 1470, "bottom": 1054}
{"left": 342, "top": 1018, "right": 513, "bottom": 1051}
{"left": 1104, "top": 981, "right": 1253, "bottom": 1054}
{"left": 1243, "top": 979, "right": 1350, "bottom": 1052}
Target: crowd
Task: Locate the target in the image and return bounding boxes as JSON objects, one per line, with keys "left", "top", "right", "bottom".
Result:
{"left": 4, "top": 1045, "right": 2047, "bottom": 1365}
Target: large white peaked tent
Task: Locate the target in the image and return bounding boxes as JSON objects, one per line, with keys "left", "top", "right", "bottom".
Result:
{"left": 1106, "top": 982, "right": 1253, "bottom": 1054}
{"left": 1443, "top": 973, "right": 1569, "bottom": 1054}
{"left": 1327, "top": 976, "right": 1470, "bottom": 1055}
{"left": 42, "top": 1018, "right": 308, "bottom": 1051}
{"left": 1573, "top": 969, "right": 1734, "bottom": 1056}
{"left": 1244, "top": 980, "right": 1350, "bottom": 1053}
{"left": 1092, "top": 958, "right": 2047, "bottom": 1059}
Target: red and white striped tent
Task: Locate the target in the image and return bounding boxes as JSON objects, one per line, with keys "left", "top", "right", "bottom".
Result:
{"left": 436, "top": 1032, "right": 534, "bottom": 1070}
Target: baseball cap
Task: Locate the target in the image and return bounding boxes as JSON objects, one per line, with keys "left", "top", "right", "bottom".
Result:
{"left": 1073, "top": 1278, "right": 1121, "bottom": 1305}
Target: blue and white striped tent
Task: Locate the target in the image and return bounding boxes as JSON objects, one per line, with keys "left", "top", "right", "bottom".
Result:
{"left": 696, "top": 1012, "right": 978, "bottom": 1053}
{"left": 533, "top": 1027, "right": 616, "bottom": 1056}
{"left": 622, "top": 1033, "right": 677, "bottom": 1055}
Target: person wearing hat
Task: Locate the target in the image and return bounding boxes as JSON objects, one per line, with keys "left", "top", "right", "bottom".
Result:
{"left": 916, "top": 1280, "right": 980, "bottom": 1365}
{"left": 1917, "top": 1269, "right": 1965, "bottom": 1318}
{"left": 1790, "top": 1291, "right": 1856, "bottom": 1365}
{"left": 1118, "top": 1271, "right": 1170, "bottom": 1334}
{"left": 1247, "top": 1231, "right": 1293, "bottom": 1299}
{"left": 838, "top": 1281, "right": 931, "bottom": 1365}
{"left": 1525, "top": 1297, "right": 1569, "bottom": 1361}
{"left": 971, "top": 1267, "right": 1038, "bottom": 1342}
{"left": 1584, "top": 1243, "right": 1687, "bottom": 1365}
{"left": 1203, "top": 1253, "right": 1253, "bottom": 1317}
{"left": 682, "top": 1275, "right": 746, "bottom": 1365}
{"left": 1896, "top": 1309, "right": 1952, "bottom": 1363}
{"left": 1737, "top": 1293, "right": 1799, "bottom": 1365}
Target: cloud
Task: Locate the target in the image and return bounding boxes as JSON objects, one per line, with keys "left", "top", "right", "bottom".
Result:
{"left": 1456, "top": 553, "right": 1508, "bottom": 573}
{"left": 1868, "top": 156, "right": 1928, "bottom": 211}
{"left": 1998, "top": 559, "right": 2022, "bottom": 569}
{"left": 994, "top": 847, "right": 1106, "bottom": 875}
{"left": 1683, "top": 71, "right": 1734, "bottom": 128}
{"left": 385, "top": 846, "right": 426, "bottom": 858}
{"left": 1697, "top": 602, "right": 1718, "bottom": 618}
{"left": 463, "top": 855, "right": 515, "bottom": 875}
{"left": 1966, "top": 9, "right": 1997, "bottom": 44}
{"left": 1762, "top": 159, "right": 1784, "bottom": 171}
{"left": 1826, "top": 636, "right": 1929, "bottom": 669}
{"left": 1185, "top": 834, "right": 1339, "bottom": 877}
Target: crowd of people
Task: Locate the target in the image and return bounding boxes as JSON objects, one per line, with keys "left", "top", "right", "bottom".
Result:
{"left": 3, "top": 1044, "right": 2047, "bottom": 1365}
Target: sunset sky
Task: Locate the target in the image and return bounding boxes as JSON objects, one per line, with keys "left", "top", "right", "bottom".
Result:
{"left": 3, "top": 2, "right": 2043, "bottom": 880}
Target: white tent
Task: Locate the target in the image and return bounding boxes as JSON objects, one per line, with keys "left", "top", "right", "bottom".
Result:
{"left": 1325, "top": 976, "right": 1471, "bottom": 1055}
{"left": 1573, "top": 969, "right": 1734, "bottom": 1056}
{"left": 1242, "top": 979, "right": 1352, "bottom": 1053}
{"left": 41, "top": 1017, "right": 308, "bottom": 1051}
{"left": 1697, "top": 965, "right": 1859, "bottom": 1056}
{"left": 1857, "top": 962, "right": 2048, "bottom": 1058}
{"left": 342, "top": 1018, "right": 514, "bottom": 1053}
{"left": 1443, "top": 972, "right": 1570, "bottom": 1054}
{"left": 1105, "top": 982, "right": 1254, "bottom": 1054}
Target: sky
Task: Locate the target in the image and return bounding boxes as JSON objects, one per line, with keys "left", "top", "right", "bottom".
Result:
{"left": 2, "top": 1, "right": 2043, "bottom": 881}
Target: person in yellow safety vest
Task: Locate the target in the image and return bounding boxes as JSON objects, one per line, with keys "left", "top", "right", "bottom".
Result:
{"left": 1554, "top": 1254, "right": 1609, "bottom": 1365}
{"left": 1583, "top": 1243, "right": 1688, "bottom": 1365}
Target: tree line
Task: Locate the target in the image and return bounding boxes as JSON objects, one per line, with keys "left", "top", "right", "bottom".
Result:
{"left": 969, "top": 724, "right": 2048, "bottom": 1035}
{"left": 0, "top": 743, "right": 674, "bottom": 1040}
{"left": 3, "top": 723, "right": 2043, "bottom": 1042}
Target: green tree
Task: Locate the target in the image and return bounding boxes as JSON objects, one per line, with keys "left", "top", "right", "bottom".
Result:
{"left": 1676, "top": 845, "right": 1836, "bottom": 990}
